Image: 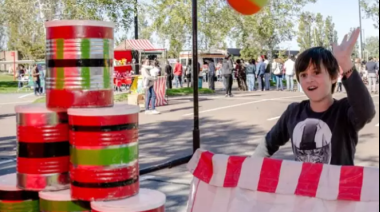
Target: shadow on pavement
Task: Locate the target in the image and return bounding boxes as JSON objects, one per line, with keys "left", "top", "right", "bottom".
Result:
{"left": 139, "top": 117, "right": 265, "bottom": 170}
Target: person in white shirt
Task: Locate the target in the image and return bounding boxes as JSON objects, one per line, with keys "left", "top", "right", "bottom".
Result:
{"left": 284, "top": 55, "right": 296, "bottom": 91}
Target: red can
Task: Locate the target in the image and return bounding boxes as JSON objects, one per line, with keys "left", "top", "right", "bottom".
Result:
{"left": 68, "top": 104, "right": 140, "bottom": 201}
{"left": 0, "top": 174, "right": 39, "bottom": 212}
{"left": 15, "top": 104, "right": 70, "bottom": 191}
{"left": 91, "top": 189, "right": 166, "bottom": 212}
{"left": 45, "top": 20, "right": 115, "bottom": 109}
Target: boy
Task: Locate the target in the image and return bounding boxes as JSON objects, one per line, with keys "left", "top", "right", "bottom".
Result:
{"left": 253, "top": 28, "right": 376, "bottom": 165}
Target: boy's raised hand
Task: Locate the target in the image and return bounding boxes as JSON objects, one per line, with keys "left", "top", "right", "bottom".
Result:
{"left": 333, "top": 27, "right": 361, "bottom": 73}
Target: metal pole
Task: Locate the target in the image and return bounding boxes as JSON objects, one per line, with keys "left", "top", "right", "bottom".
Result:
{"left": 134, "top": 0, "right": 139, "bottom": 40}
{"left": 358, "top": 0, "right": 364, "bottom": 59}
{"left": 192, "top": 0, "right": 200, "bottom": 153}
{"left": 134, "top": 0, "right": 140, "bottom": 75}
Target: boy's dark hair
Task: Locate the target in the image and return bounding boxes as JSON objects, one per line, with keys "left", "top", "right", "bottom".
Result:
{"left": 295, "top": 47, "right": 339, "bottom": 93}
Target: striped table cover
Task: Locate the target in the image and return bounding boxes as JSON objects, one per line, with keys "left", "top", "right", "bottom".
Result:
{"left": 187, "top": 150, "right": 379, "bottom": 212}
{"left": 153, "top": 76, "right": 168, "bottom": 107}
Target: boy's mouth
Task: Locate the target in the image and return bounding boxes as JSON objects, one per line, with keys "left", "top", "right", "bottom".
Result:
{"left": 308, "top": 86, "right": 318, "bottom": 91}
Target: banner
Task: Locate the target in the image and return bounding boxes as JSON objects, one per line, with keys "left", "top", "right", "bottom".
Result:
{"left": 187, "top": 150, "right": 379, "bottom": 212}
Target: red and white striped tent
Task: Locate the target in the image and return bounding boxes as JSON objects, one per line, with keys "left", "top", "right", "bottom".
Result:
{"left": 115, "top": 39, "right": 165, "bottom": 52}
{"left": 187, "top": 150, "right": 379, "bottom": 212}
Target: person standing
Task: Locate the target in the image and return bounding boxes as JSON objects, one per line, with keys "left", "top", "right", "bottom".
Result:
{"left": 272, "top": 58, "right": 284, "bottom": 91}
{"left": 142, "top": 59, "right": 160, "bottom": 115}
{"left": 236, "top": 59, "right": 247, "bottom": 91}
{"left": 246, "top": 59, "right": 256, "bottom": 91}
{"left": 257, "top": 57, "right": 266, "bottom": 92}
{"left": 17, "top": 65, "right": 25, "bottom": 90}
{"left": 32, "top": 65, "right": 41, "bottom": 96}
{"left": 174, "top": 60, "right": 183, "bottom": 88}
{"left": 221, "top": 55, "right": 234, "bottom": 97}
{"left": 165, "top": 61, "right": 173, "bottom": 89}
{"left": 185, "top": 62, "right": 193, "bottom": 88}
{"left": 263, "top": 55, "right": 271, "bottom": 91}
{"left": 366, "top": 57, "right": 379, "bottom": 94}
{"left": 284, "top": 55, "right": 296, "bottom": 91}
{"left": 208, "top": 60, "right": 216, "bottom": 91}
{"left": 39, "top": 66, "right": 46, "bottom": 95}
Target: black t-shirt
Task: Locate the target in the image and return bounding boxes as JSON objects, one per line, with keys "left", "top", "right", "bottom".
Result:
{"left": 265, "top": 71, "right": 375, "bottom": 165}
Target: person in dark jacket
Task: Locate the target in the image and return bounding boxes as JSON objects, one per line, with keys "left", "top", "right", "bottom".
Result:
{"left": 256, "top": 57, "right": 266, "bottom": 91}
{"left": 221, "top": 55, "right": 234, "bottom": 97}
{"left": 165, "top": 61, "right": 173, "bottom": 89}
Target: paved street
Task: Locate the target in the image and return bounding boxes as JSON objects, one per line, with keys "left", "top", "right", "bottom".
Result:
{"left": 0, "top": 83, "right": 378, "bottom": 211}
{"left": 0, "top": 92, "right": 38, "bottom": 115}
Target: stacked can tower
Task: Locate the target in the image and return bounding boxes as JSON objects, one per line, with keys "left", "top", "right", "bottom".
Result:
{"left": 0, "top": 20, "right": 166, "bottom": 212}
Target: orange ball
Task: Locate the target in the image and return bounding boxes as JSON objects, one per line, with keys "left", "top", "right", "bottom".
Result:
{"left": 228, "top": 0, "right": 268, "bottom": 15}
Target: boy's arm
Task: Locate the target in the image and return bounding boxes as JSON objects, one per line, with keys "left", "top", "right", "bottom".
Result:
{"left": 253, "top": 105, "right": 292, "bottom": 157}
{"left": 344, "top": 69, "right": 376, "bottom": 130}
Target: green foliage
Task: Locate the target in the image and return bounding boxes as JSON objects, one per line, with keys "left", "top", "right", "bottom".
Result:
{"left": 297, "top": 12, "right": 315, "bottom": 51}
{"left": 167, "top": 88, "right": 214, "bottom": 96}
{"left": 114, "top": 93, "right": 129, "bottom": 102}
{"left": 297, "top": 12, "right": 337, "bottom": 51}
{"left": 365, "top": 36, "right": 380, "bottom": 58}
{"left": 361, "top": 0, "right": 379, "bottom": 29}
{"left": 231, "top": 0, "right": 317, "bottom": 60}
{"left": 349, "top": 27, "right": 360, "bottom": 58}
{"left": 0, "top": 0, "right": 136, "bottom": 59}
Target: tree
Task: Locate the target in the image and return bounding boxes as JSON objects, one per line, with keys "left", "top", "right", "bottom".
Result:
{"left": 349, "top": 27, "right": 360, "bottom": 58}
{"left": 361, "top": 0, "right": 379, "bottom": 29}
{"left": 297, "top": 12, "right": 337, "bottom": 51}
{"left": 313, "top": 13, "right": 325, "bottom": 47}
{"left": 365, "top": 36, "right": 379, "bottom": 58}
{"left": 0, "top": 0, "right": 136, "bottom": 59}
{"left": 231, "top": 0, "right": 317, "bottom": 60}
{"left": 323, "top": 16, "right": 337, "bottom": 50}
{"left": 297, "top": 12, "right": 315, "bottom": 51}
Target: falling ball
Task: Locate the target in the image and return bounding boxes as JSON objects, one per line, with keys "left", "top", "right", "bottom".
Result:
{"left": 227, "top": 0, "right": 269, "bottom": 15}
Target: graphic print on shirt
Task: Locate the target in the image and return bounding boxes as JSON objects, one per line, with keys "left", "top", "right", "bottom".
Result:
{"left": 292, "top": 119, "right": 332, "bottom": 164}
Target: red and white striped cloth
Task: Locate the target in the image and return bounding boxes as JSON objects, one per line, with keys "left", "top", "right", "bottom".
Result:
{"left": 153, "top": 76, "right": 168, "bottom": 107}
{"left": 187, "top": 150, "right": 379, "bottom": 212}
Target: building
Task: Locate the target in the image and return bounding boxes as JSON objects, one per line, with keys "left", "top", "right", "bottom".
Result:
{"left": 0, "top": 51, "right": 20, "bottom": 73}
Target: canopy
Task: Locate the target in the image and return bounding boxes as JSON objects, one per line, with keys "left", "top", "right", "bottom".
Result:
{"left": 115, "top": 39, "right": 165, "bottom": 52}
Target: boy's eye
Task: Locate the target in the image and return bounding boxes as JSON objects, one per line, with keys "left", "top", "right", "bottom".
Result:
{"left": 300, "top": 73, "right": 307, "bottom": 78}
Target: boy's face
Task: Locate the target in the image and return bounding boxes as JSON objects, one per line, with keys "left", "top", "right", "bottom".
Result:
{"left": 299, "top": 63, "right": 336, "bottom": 102}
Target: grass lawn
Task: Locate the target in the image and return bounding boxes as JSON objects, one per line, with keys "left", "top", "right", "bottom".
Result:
{"left": 33, "top": 93, "right": 129, "bottom": 104}
{"left": 166, "top": 88, "right": 215, "bottom": 96}
{"left": 0, "top": 74, "right": 30, "bottom": 93}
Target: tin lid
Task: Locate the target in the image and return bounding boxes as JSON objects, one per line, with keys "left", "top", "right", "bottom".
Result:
{"left": 0, "top": 173, "right": 20, "bottom": 191}
{"left": 45, "top": 20, "right": 115, "bottom": 28}
{"left": 68, "top": 104, "right": 139, "bottom": 117}
{"left": 15, "top": 104, "right": 67, "bottom": 114}
{"left": 39, "top": 189, "right": 74, "bottom": 201}
{"left": 91, "top": 189, "right": 166, "bottom": 212}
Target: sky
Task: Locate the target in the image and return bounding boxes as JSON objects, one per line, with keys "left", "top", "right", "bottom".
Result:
{"left": 137, "top": 0, "right": 379, "bottom": 51}
{"left": 281, "top": 0, "right": 379, "bottom": 50}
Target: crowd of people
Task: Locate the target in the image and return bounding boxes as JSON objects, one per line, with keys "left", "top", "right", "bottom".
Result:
{"left": 165, "top": 54, "right": 379, "bottom": 97}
